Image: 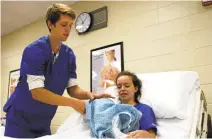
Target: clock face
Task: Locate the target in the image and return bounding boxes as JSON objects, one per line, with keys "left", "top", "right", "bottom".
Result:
{"left": 75, "top": 12, "right": 92, "bottom": 33}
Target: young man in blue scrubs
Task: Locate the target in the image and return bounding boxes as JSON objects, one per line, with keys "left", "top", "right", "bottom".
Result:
{"left": 3, "top": 3, "right": 113, "bottom": 138}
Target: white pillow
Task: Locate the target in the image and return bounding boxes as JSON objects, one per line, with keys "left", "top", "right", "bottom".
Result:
{"left": 104, "top": 86, "right": 119, "bottom": 104}
{"left": 156, "top": 87, "right": 198, "bottom": 138}
{"left": 137, "top": 71, "right": 199, "bottom": 119}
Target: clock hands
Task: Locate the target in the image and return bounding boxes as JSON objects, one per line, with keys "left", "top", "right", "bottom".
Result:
{"left": 83, "top": 17, "right": 87, "bottom": 22}
{"left": 81, "top": 16, "right": 88, "bottom": 24}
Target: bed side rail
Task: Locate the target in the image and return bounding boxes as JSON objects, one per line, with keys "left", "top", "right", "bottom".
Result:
{"left": 196, "top": 90, "right": 208, "bottom": 138}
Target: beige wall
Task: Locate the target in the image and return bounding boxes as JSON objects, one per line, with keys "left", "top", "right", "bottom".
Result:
{"left": 1, "top": 1, "right": 212, "bottom": 133}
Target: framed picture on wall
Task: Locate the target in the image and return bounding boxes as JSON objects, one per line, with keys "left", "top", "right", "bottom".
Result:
{"left": 90, "top": 42, "right": 124, "bottom": 93}
{"left": 8, "top": 69, "right": 20, "bottom": 99}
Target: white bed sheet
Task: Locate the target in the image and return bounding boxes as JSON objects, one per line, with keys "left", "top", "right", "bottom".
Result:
{"left": 38, "top": 121, "right": 93, "bottom": 139}
{"left": 0, "top": 126, "right": 5, "bottom": 137}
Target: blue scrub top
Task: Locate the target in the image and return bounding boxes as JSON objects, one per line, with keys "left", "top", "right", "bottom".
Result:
{"left": 134, "top": 103, "right": 157, "bottom": 133}
{"left": 4, "top": 36, "right": 77, "bottom": 121}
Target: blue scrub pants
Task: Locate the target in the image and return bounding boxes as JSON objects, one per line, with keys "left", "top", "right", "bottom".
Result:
{"left": 4, "top": 106, "right": 51, "bottom": 138}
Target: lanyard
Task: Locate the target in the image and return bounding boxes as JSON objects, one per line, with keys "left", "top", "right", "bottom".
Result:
{"left": 53, "top": 53, "right": 57, "bottom": 64}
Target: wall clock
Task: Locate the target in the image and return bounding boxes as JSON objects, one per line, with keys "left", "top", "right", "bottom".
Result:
{"left": 75, "top": 12, "right": 92, "bottom": 34}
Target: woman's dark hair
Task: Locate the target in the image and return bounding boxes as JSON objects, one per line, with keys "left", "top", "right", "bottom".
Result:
{"left": 115, "top": 71, "right": 142, "bottom": 104}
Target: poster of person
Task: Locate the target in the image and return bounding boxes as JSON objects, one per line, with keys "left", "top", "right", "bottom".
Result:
{"left": 91, "top": 42, "right": 124, "bottom": 93}
{"left": 8, "top": 69, "right": 20, "bottom": 99}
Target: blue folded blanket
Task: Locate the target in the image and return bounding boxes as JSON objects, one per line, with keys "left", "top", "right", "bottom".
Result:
{"left": 86, "top": 98, "right": 142, "bottom": 138}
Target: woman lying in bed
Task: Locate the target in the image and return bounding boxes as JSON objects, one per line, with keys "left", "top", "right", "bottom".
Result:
{"left": 115, "top": 71, "right": 157, "bottom": 138}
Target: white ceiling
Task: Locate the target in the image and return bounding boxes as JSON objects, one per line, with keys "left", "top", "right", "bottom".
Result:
{"left": 1, "top": 1, "right": 78, "bottom": 37}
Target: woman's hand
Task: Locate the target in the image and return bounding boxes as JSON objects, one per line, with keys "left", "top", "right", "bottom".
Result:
{"left": 127, "top": 130, "right": 156, "bottom": 138}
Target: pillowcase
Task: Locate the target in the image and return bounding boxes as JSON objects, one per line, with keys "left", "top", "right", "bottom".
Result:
{"left": 104, "top": 86, "right": 119, "bottom": 104}
{"left": 156, "top": 87, "right": 197, "bottom": 138}
{"left": 137, "top": 71, "right": 199, "bottom": 119}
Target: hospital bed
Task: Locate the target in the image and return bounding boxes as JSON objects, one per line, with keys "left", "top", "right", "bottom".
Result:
{"left": 0, "top": 71, "right": 208, "bottom": 138}
{"left": 137, "top": 71, "right": 208, "bottom": 138}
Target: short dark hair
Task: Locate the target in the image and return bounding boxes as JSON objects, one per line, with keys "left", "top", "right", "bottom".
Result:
{"left": 115, "top": 71, "right": 142, "bottom": 104}
{"left": 46, "top": 3, "right": 76, "bottom": 32}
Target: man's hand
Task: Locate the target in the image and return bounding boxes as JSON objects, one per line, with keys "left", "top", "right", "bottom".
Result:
{"left": 86, "top": 92, "right": 115, "bottom": 100}
{"left": 72, "top": 99, "right": 86, "bottom": 114}
{"left": 93, "top": 93, "right": 115, "bottom": 99}
{"left": 127, "top": 130, "right": 155, "bottom": 138}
